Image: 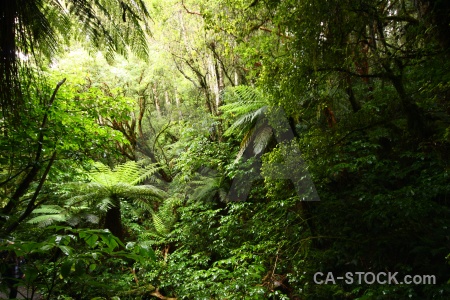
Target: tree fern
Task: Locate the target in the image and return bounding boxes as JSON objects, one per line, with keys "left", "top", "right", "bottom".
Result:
{"left": 144, "top": 197, "right": 178, "bottom": 240}
{"left": 221, "top": 85, "right": 266, "bottom": 112}
{"left": 28, "top": 205, "right": 67, "bottom": 226}
{"left": 224, "top": 106, "right": 268, "bottom": 136}
{"left": 221, "top": 85, "right": 275, "bottom": 160}
{"left": 190, "top": 172, "right": 229, "bottom": 203}
{"left": 30, "top": 161, "right": 166, "bottom": 241}
{"left": 28, "top": 204, "right": 99, "bottom": 227}
{"left": 87, "top": 161, "right": 160, "bottom": 187}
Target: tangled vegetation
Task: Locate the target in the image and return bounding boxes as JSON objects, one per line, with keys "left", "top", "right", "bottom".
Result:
{"left": 1, "top": 0, "right": 449, "bottom": 299}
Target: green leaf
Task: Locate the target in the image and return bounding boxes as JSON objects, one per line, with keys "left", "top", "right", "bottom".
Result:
{"left": 89, "top": 263, "right": 97, "bottom": 272}
{"left": 55, "top": 235, "right": 71, "bottom": 245}
{"left": 58, "top": 245, "right": 73, "bottom": 256}
{"left": 83, "top": 233, "right": 99, "bottom": 248}
{"left": 99, "top": 233, "right": 120, "bottom": 252}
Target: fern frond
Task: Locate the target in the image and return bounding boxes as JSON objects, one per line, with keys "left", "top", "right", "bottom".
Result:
{"left": 221, "top": 86, "right": 279, "bottom": 160}
{"left": 81, "top": 213, "right": 100, "bottom": 224}
{"left": 117, "top": 184, "right": 167, "bottom": 200}
{"left": 145, "top": 195, "right": 179, "bottom": 239}
{"left": 132, "top": 197, "right": 153, "bottom": 211}
{"left": 140, "top": 231, "right": 164, "bottom": 240}
{"left": 97, "top": 197, "right": 114, "bottom": 212}
{"left": 31, "top": 205, "right": 64, "bottom": 214}
{"left": 88, "top": 161, "right": 160, "bottom": 188}
{"left": 150, "top": 208, "right": 177, "bottom": 238}
{"left": 90, "top": 161, "right": 112, "bottom": 174}
{"left": 65, "top": 191, "right": 108, "bottom": 207}
{"left": 27, "top": 214, "right": 67, "bottom": 226}
{"left": 191, "top": 174, "right": 228, "bottom": 203}
{"left": 132, "top": 163, "right": 161, "bottom": 186}
{"left": 114, "top": 161, "right": 141, "bottom": 184}
{"left": 151, "top": 210, "right": 170, "bottom": 236}
{"left": 28, "top": 203, "right": 99, "bottom": 227}
{"left": 88, "top": 169, "right": 116, "bottom": 186}
{"left": 223, "top": 85, "right": 265, "bottom": 104}
{"left": 66, "top": 0, "right": 151, "bottom": 61}
{"left": 221, "top": 100, "right": 264, "bottom": 115}
{"left": 235, "top": 126, "right": 256, "bottom": 161}
{"left": 127, "top": 12, "right": 151, "bottom": 60}
{"left": 221, "top": 86, "right": 266, "bottom": 118}
{"left": 253, "top": 126, "right": 273, "bottom": 155}
{"left": 224, "top": 106, "right": 268, "bottom": 136}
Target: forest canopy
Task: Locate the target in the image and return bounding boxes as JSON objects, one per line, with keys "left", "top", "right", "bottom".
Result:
{"left": 1, "top": 0, "right": 449, "bottom": 299}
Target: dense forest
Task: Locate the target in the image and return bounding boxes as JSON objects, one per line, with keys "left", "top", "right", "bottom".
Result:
{"left": 1, "top": 0, "right": 449, "bottom": 299}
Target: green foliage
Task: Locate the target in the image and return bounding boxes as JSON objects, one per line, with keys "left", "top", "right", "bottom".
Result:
{"left": 0, "top": 226, "right": 156, "bottom": 299}
{"left": 141, "top": 196, "right": 179, "bottom": 242}
{"left": 221, "top": 85, "right": 273, "bottom": 160}
{"left": 86, "top": 161, "right": 162, "bottom": 191}
{"left": 28, "top": 161, "right": 166, "bottom": 242}
{"left": 0, "top": 0, "right": 152, "bottom": 116}
{"left": 1, "top": 0, "right": 450, "bottom": 299}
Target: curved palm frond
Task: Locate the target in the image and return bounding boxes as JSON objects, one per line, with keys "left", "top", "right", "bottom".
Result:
{"left": 252, "top": 126, "right": 273, "bottom": 155}
{"left": 224, "top": 106, "right": 268, "bottom": 136}
{"left": 221, "top": 85, "right": 275, "bottom": 160}
{"left": 0, "top": 0, "right": 58, "bottom": 115}
{"left": 1, "top": 0, "right": 151, "bottom": 116}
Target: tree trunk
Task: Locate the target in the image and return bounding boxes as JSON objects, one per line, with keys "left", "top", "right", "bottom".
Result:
{"left": 104, "top": 196, "right": 124, "bottom": 241}
{"left": 152, "top": 84, "right": 161, "bottom": 117}
{"left": 234, "top": 70, "right": 239, "bottom": 86}
{"left": 387, "top": 69, "right": 429, "bottom": 136}
{"left": 216, "top": 60, "right": 224, "bottom": 112}
{"left": 165, "top": 90, "right": 172, "bottom": 120}
{"left": 345, "top": 75, "right": 361, "bottom": 113}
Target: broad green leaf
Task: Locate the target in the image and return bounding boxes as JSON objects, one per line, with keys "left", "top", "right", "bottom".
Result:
{"left": 83, "top": 234, "right": 99, "bottom": 248}
{"left": 58, "top": 245, "right": 73, "bottom": 256}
